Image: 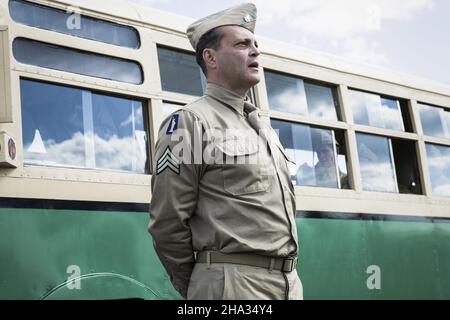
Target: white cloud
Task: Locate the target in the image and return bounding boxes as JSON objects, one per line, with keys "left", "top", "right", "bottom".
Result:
{"left": 252, "top": 0, "right": 433, "bottom": 66}
{"left": 361, "top": 162, "right": 397, "bottom": 192}
{"left": 427, "top": 147, "right": 450, "bottom": 197}
{"left": 24, "top": 132, "right": 147, "bottom": 173}
{"left": 251, "top": 0, "right": 434, "bottom": 38}
{"left": 269, "top": 87, "right": 308, "bottom": 115}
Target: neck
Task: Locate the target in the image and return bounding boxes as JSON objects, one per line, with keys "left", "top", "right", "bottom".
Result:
{"left": 207, "top": 79, "right": 248, "bottom": 97}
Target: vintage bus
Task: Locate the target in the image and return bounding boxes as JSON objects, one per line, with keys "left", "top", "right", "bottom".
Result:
{"left": 0, "top": 0, "right": 449, "bottom": 300}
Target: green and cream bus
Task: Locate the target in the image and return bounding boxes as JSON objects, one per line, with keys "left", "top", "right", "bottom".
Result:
{"left": 0, "top": 0, "right": 449, "bottom": 299}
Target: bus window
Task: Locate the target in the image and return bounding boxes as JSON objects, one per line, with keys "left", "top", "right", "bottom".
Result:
{"left": 20, "top": 79, "right": 148, "bottom": 173}
{"left": 246, "top": 88, "right": 257, "bottom": 106}
{"left": 265, "top": 70, "right": 340, "bottom": 121}
{"left": 271, "top": 119, "right": 349, "bottom": 189}
{"left": 304, "top": 82, "right": 340, "bottom": 121}
{"left": 419, "top": 103, "right": 450, "bottom": 139}
{"left": 348, "top": 89, "right": 411, "bottom": 132}
{"left": 157, "top": 46, "right": 257, "bottom": 103}
{"left": 157, "top": 46, "right": 203, "bottom": 96}
{"left": 13, "top": 38, "right": 143, "bottom": 84}
{"left": 356, "top": 133, "right": 397, "bottom": 193}
{"left": 9, "top": 0, "right": 140, "bottom": 49}
{"left": 356, "top": 133, "right": 423, "bottom": 194}
{"left": 425, "top": 143, "right": 450, "bottom": 197}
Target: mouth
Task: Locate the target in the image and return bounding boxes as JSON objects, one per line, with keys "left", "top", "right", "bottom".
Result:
{"left": 248, "top": 62, "right": 259, "bottom": 70}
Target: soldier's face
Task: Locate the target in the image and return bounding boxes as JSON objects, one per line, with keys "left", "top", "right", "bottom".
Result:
{"left": 214, "top": 26, "right": 261, "bottom": 91}
{"left": 317, "top": 145, "right": 334, "bottom": 165}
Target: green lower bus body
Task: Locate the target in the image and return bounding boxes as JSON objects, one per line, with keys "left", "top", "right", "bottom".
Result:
{"left": 0, "top": 207, "right": 449, "bottom": 300}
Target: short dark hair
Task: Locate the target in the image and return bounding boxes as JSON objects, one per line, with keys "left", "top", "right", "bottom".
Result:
{"left": 196, "top": 27, "right": 225, "bottom": 76}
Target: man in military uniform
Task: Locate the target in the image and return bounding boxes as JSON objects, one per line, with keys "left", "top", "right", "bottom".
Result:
{"left": 149, "top": 3, "right": 303, "bottom": 300}
{"left": 312, "top": 132, "right": 349, "bottom": 189}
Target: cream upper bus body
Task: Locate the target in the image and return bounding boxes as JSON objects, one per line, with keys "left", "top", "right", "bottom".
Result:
{"left": 0, "top": 0, "right": 449, "bottom": 217}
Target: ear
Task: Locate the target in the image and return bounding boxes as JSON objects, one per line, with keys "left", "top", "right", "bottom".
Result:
{"left": 203, "top": 48, "right": 217, "bottom": 70}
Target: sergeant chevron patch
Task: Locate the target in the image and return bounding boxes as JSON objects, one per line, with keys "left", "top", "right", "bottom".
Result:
{"left": 156, "top": 147, "right": 180, "bottom": 175}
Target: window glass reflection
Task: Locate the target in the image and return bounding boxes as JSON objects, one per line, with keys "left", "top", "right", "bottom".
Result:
{"left": 157, "top": 47, "right": 257, "bottom": 103}
{"left": 349, "top": 89, "right": 404, "bottom": 131}
{"left": 265, "top": 71, "right": 308, "bottom": 115}
{"left": 304, "top": 82, "right": 338, "bottom": 120}
{"left": 426, "top": 144, "right": 450, "bottom": 197}
{"left": 265, "top": 70, "right": 339, "bottom": 121}
{"left": 444, "top": 112, "right": 450, "bottom": 136}
{"left": 246, "top": 88, "right": 256, "bottom": 105}
{"left": 271, "top": 119, "right": 349, "bottom": 189}
{"left": 419, "top": 103, "right": 449, "bottom": 139}
{"left": 21, "top": 79, "right": 85, "bottom": 167}
{"left": 9, "top": 0, "right": 140, "bottom": 48}
{"left": 158, "top": 47, "right": 203, "bottom": 96}
{"left": 380, "top": 97, "right": 404, "bottom": 131}
{"left": 356, "top": 133, "right": 397, "bottom": 192}
{"left": 21, "top": 79, "right": 148, "bottom": 173}
{"left": 13, "top": 38, "right": 143, "bottom": 84}
{"left": 92, "top": 95, "right": 147, "bottom": 172}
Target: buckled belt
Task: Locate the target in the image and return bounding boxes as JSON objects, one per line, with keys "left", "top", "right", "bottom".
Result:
{"left": 196, "top": 251, "right": 297, "bottom": 273}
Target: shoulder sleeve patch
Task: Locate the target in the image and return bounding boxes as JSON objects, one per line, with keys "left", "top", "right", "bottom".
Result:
{"left": 166, "top": 114, "right": 179, "bottom": 135}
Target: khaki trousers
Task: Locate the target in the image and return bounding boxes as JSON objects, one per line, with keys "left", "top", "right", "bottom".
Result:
{"left": 187, "top": 263, "right": 303, "bottom": 300}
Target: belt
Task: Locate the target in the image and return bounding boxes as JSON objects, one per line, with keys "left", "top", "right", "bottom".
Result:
{"left": 196, "top": 251, "right": 297, "bottom": 273}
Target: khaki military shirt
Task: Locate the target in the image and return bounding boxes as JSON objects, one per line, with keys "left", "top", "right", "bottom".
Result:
{"left": 315, "top": 162, "right": 349, "bottom": 189}
{"left": 149, "top": 83, "right": 298, "bottom": 298}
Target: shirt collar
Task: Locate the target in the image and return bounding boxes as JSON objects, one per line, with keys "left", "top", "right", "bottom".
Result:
{"left": 205, "top": 83, "right": 246, "bottom": 116}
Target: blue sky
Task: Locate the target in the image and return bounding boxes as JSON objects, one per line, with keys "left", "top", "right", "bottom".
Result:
{"left": 126, "top": 0, "right": 450, "bottom": 86}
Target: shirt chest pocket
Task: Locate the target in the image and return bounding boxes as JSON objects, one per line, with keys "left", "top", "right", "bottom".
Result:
{"left": 215, "top": 136, "right": 270, "bottom": 196}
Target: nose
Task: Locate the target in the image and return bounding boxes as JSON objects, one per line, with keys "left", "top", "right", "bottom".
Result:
{"left": 250, "top": 42, "right": 261, "bottom": 57}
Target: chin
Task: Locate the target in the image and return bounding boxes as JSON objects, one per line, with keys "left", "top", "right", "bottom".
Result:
{"left": 247, "top": 75, "right": 260, "bottom": 86}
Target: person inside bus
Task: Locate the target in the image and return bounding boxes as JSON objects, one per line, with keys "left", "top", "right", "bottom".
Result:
{"left": 314, "top": 133, "right": 349, "bottom": 189}
{"left": 296, "top": 131, "right": 349, "bottom": 189}
{"left": 148, "top": 3, "right": 303, "bottom": 300}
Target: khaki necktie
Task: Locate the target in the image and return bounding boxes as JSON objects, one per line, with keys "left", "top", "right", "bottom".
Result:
{"left": 243, "top": 98, "right": 284, "bottom": 182}
{"left": 244, "top": 101, "right": 264, "bottom": 135}
{"left": 244, "top": 101, "right": 275, "bottom": 148}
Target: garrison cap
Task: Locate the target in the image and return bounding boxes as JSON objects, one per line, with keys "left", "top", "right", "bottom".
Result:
{"left": 313, "top": 131, "right": 340, "bottom": 148}
{"left": 186, "top": 3, "right": 257, "bottom": 50}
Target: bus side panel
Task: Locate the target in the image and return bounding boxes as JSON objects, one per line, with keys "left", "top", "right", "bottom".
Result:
{"left": 364, "top": 219, "right": 442, "bottom": 299}
{"left": 297, "top": 217, "right": 450, "bottom": 299}
{"left": 435, "top": 222, "right": 450, "bottom": 298}
{"left": 2, "top": 208, "right": 449, "bottom": 299}
{"left": 0, "top": 207, "right": 181, "bottom": 300}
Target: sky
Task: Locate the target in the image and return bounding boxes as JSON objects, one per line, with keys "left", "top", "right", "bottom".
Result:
{"left": 125, "top": 0, "right": 450, "bottom": 87}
